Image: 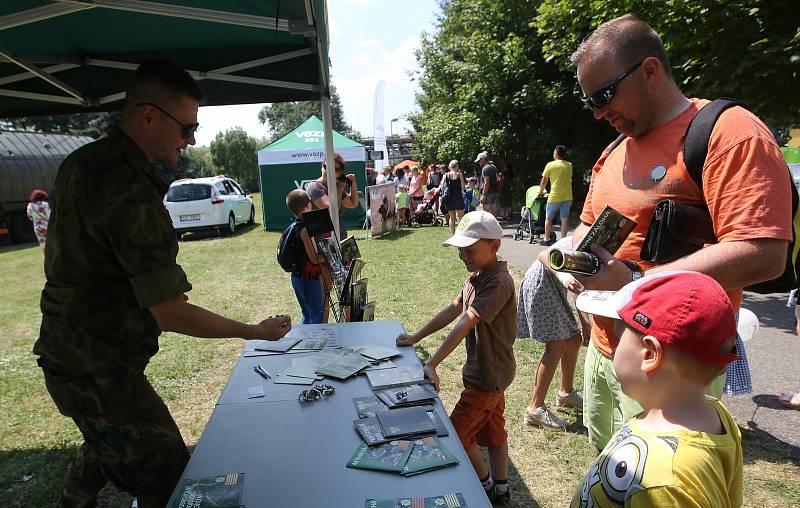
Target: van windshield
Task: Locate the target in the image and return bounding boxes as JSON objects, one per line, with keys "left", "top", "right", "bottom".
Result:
{"left": 166, "top": 184, "right": 212, "bottom": 202}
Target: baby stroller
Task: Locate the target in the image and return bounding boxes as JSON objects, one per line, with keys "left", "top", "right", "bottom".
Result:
{"left": 514, "top": 185, "right": 547, "bottom": 243}
{"left": 412, "top": 187, "right": 444, "bottom": 227}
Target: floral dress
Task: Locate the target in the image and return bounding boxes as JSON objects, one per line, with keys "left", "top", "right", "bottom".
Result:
{"left": 26, "top": 200, "right": 50, "bottom": 248}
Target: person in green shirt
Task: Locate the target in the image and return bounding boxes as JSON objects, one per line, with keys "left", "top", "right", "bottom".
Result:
{"left": 34, "top": 59, "right": 291, "bottom": 508}
{"left": 538, "top": 145, "right": 574, "bottom": 246}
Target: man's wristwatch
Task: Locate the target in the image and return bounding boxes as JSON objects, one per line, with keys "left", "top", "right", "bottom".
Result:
{"left": 632, "top": 271, "right": 645, "bottom": 282}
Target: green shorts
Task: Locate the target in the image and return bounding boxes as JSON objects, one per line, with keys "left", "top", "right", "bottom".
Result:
{"left": 583, "top": 342, "right": 727, "bottom": 451}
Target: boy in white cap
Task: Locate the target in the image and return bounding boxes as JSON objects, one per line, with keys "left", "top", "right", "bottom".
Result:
{"left": 572, "top": 271, "right": 743, "bottom": 507}
{"left": 396, "top": 211, "right": 516, "bottom": 506}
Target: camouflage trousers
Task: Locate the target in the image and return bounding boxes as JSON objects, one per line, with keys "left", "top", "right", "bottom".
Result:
{"left": 39, "top": 360, "right": 189, "bottom": 508}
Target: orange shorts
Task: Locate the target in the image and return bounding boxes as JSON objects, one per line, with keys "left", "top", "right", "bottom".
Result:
{"left": 449, "top": 383, "right": 507, "bottom": 449}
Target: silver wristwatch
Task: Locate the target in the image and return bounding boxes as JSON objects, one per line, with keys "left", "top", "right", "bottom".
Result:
{"left": 632, "top": 271, "right": 644, "bottom": 282}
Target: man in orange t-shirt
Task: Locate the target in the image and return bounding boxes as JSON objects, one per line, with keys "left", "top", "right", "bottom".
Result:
{"left": 569, "top": 14, "right": 792, "bottom": 451}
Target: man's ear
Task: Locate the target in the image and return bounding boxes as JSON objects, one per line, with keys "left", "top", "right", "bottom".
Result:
{"left": 641, "top": 335, "right": 662, "bottom": 373}
{"left": 138, "top": 104, "right": 155, "bottom": 130}
{"left": 490, "top": 239, "right": 501, "bottom": 254}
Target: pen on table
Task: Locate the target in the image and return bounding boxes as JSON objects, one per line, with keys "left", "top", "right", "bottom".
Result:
{"left": 253, "top": 365, "right": 271, "bottom": 380}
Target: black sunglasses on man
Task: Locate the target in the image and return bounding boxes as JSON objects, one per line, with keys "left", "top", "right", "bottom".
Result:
{"left": 136, "top": 102, "right": 200, "bottom": 140}
{"left": 580, "top": 59, "right": 645, "bottom": 110}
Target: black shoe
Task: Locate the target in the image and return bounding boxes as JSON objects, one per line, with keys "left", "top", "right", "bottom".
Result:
{"left": 539, "top": 238, "right": 553, "bottom": 246}
{"left": 491, "top": 487, "right": 511, "bottom": 507}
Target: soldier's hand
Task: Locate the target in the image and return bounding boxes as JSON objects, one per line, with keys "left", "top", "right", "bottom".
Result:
{"left": 256, "top": 315, "right": 292, "bottom": 340}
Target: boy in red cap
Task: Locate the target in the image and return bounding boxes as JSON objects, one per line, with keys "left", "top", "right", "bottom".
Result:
{"left": 571, "top": 271, "right": 742, "bottom": 507}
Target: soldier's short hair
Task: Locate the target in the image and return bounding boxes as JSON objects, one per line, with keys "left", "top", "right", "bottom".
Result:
{"left": 554, "top": 145, "right": 567, "bottom": 158}
{"left": 570, "top": 14, "right": 672, "bottom": 78}
{"left": 286, "top": 189, "right": 311, "bottom": 217}
{"left": 126, "top": 58, "right": 205, "bottom": 104}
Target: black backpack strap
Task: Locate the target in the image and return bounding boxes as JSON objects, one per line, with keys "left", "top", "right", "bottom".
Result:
{"left": 683, "top": 98, "right": 746, "bottom": 191}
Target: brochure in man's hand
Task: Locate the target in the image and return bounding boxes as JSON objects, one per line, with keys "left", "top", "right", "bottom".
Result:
{"left": 551, "top": 205, "right": 637, "bottom": 275}
{"left": 169, "top": 472, "right": 244, "bottom": 508}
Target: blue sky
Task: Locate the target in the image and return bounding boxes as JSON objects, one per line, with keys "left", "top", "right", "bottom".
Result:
{"left": 194, "top": 0, "right": 438, "bottom": 146}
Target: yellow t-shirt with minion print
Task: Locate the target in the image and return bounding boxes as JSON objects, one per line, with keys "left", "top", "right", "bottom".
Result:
{"left": 572, "top": 398, "right": 742, "bottom": 507}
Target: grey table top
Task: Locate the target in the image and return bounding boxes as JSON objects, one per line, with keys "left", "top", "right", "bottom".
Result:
{"left": 167, "top": 320, "right": 491, "bottom": 508}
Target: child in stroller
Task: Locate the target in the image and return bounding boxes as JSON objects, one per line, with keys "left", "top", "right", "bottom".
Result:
{"left": 411, "top": 187, "right": 445, "bottom": 226}
{"left": 514, "top": 185, "right": 548, "bottom": 243}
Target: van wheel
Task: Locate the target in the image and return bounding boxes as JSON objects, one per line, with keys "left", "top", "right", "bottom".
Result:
{"left": 176, "top": 231, "right": 184, "bottom": 241}
{"left": 247, "top": 206, "right": 255, "bottom": 225}
{"left": 227, "top": 213, "right": 236, "bottom": 235}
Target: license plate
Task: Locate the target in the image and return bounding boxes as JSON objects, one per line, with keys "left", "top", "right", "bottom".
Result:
{"left": 180, "top": 214, "right": 201, "bottom": 222}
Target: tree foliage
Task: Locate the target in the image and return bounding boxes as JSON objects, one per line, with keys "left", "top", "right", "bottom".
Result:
{"left": 410, "top": 0, "right": 612, "bottom": 196}
{"left": 257, "top": 86, "right": 360, "bottom": 144}
{"left": 209, "top": 127, "right": 260, "bottom": 191}
{"left": 534, "top": 0, "right": 800, "bottom": 126}
{"left": 2, "top": 112, "right": 121, "bottom": 139}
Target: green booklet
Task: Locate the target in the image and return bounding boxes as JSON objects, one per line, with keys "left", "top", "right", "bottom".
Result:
{"left": 401, "top": 437, "right": 459, "bottom": 476}
{"left": 346, "top": 440, "right": 413, "bottom": 473}
{"left": 170, "top": 472, "right": 244, "bottom": 508}
{"left": 364, "top": 492, "right": 468, "bottom": 508}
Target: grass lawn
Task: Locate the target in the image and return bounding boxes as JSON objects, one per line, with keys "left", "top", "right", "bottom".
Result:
{"left": 1, "top": 194, "right": 799, "bottom": 506}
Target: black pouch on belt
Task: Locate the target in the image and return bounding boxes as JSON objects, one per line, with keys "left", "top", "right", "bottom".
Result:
{"left": 640, "top": 199, "right": 717, "bottom": 264}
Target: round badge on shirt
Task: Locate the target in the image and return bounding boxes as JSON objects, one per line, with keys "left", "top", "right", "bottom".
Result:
{"left": 650, "top": 164, "right": 667, "bottom": 182}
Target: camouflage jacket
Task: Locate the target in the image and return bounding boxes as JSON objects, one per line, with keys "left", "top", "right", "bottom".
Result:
{"left": 34, "top": 127, "right": 192, "bottom": 374}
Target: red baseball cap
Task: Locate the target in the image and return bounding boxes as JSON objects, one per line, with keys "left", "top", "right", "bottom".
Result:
{"left": 576, "top": 271, "right": 739, "bottom": 366}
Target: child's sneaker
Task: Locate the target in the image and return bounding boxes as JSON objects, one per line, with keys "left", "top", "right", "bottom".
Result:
{"left": 490, "top": 487, "right": 511, "bottom": 507}
{"left": 523, "top": 405, "right": 567, "bottom": 430}
{"left": 555, "top": 389, "right": 583, "bottom": 410}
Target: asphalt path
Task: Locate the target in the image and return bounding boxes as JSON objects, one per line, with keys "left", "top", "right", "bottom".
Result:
{"left": 497, "top": 221, "right": 800, "bottom": 459}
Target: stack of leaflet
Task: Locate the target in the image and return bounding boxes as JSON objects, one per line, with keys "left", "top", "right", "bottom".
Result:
{"left": 353, "top": 410, "right": 448, "bottom": 446}
{"left": 375, "top": 384, "right": 435, "bottom": 409}
{"left": 346, "top": 437, "right": 459, "bottom": 476}
{"left": 366, "top": 366, "right": 426, "bottom": 390}
{"left": 377, "top": 406, "right": 437, "bottom": 440}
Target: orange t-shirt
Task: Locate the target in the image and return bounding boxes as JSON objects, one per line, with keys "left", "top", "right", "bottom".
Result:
{"left": 581, "top": 99, "right": 793, "bottom": 356}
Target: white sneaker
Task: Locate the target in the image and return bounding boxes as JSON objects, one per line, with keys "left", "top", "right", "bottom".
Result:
{"left": 523, "top": 405, "right": 567, "bottom": 430}
{"left": 555, "top": 390, "right": 583, "bottom": 410}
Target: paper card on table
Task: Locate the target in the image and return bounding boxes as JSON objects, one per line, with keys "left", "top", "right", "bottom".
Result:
{"left": 353, "top": 396, "right": 385, "bottom": 419}
{"left": 253, "top": 338, "right": 300, "bottom": 352}
{"left": 401, "top": 437, "right": 459, "bottom": 476}
{"left": 271, "top": 374, "right": 316, "bottom": 385}
{"left": 363, "top": 493, "right": 468, "bottom": 508}
{"left": 365, "top": 359, "right": 396, "bottom": 371}
{"left": 357, "top": 345, "right": 401, "bottom": 361}
{"left": 427, "top": 410, "right": 449, "bottom": 437}
{"left": 247, "top": 386, "right": 265, "bottom": 399}
{"left": 291, "top": 338, "right": 327, "bottom": 350}
{"left": 346, "top": 439, "right": 412, "bottom": 473}
{"left": 376, "top": 406, "right": 437, "bottom": 439}
{"left": 353, "top": 417, "right": 392, "bottom": 446}
{"left": 169, "top": 472, "right": 245, "bottom": 508}
{"left": 315, "top": 354, "right": 371, "bottom": 380}
{"left": 366, "top": 365, "right": 425, "bottom": 390}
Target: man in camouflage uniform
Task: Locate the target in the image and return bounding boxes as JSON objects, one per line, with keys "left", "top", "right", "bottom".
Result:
{"left": 34, "top": 59, "right": 291, "bottom": 508}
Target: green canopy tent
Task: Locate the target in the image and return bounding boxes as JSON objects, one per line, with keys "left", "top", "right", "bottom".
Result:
{"left": 257, "top": 115, "right": 365, "bottom": 231}
{"left": 0, "top": 0, "right": 347, "bottom": 237}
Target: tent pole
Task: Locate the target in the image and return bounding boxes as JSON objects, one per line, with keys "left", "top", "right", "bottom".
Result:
{"left": 321, "top": 94, "right": 340, "bottom": 240}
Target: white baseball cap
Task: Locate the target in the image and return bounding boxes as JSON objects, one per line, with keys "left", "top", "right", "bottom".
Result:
{"left": 474, "top": 151, "right": 489, "bottom": 163}
{"left": 442, "top": 211, "right": 503, "bottom": 248}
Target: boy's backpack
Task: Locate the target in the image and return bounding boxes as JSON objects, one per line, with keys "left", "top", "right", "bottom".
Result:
{"left": 609, "top": 98, "right": 800, "bottom": 294}
{"left": 277, "top": 221, "right": 305, "bottom": 273}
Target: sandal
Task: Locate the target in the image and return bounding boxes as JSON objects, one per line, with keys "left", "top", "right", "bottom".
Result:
{"left": 779, "top": 392, "right": 800, "bottom": 410}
